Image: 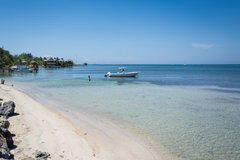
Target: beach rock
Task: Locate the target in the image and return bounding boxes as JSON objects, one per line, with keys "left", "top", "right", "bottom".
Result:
{"left": 0, "top": 127, "right": 13, "bottom": 148}
{"left": 35, "top": 151, "right": 50, "bottom": 160}
{"left": 0, "top": 101, "right": 15, "bottom": 117}
{"left": 1, "top": 79, "right": 5, "bottom": 85}
{"left": 0, "top": 118, "right": 10, "bottom": 129}
{"left": 0, "top": 134, "right": 14, "bottom": 160}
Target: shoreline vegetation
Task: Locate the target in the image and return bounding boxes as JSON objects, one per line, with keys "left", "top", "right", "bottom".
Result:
{"left": 0, "top": 47, "right": 77, "bottom": 73}
{"left": 0, "top": 84, "right": 159, "bottom": 160}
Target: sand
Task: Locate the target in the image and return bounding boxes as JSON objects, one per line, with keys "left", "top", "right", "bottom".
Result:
{"left": 0, "top": 84, "right": 159, "bottom": 160}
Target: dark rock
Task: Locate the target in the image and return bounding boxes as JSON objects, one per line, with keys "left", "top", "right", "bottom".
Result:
{"left": 0, "top": 117, "right": 10, "bottom": 129}
{"left": 35, "top": 151, "right": 50, "bottom": 160}
{"left": 1, "top": 79, "right": 5, "bottom": 85}
{"left": 0, "top": 101, "right": 15, "bottom": 117}
{"left": 0, "top": 134, "right": 14, "bottom": 160}
{"left": 0, "top": 127, "right": 13, "bottom": 148}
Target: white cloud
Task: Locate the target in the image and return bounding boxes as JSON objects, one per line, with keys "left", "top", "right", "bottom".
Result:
{"left": 192, "top": 43, "right": 214, "bottom": 49}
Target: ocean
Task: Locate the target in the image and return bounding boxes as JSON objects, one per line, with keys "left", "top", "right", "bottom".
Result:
{"left": 1, "top": 64, "right": 240, "bottom": 160}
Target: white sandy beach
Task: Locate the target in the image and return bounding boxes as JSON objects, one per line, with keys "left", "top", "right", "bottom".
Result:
{"left": 0, "top": 84, "right": 159, "bottom": 160}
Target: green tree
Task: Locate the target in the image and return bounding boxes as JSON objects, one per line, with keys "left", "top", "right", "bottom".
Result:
{"left": 0, "top": 48, "right": 14, "bottom": 66}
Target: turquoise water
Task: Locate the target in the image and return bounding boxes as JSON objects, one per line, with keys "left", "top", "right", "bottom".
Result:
{"left": 1, "top": 64, "right": 240, "bottom": 160}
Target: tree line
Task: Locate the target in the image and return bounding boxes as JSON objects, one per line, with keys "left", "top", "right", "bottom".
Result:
{"left": 0, "top": 47, "right": 73, "bottom": 67}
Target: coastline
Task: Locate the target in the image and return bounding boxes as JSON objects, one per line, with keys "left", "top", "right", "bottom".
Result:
{"left": 0, "top": 84, "right": 160, "bottom": 160}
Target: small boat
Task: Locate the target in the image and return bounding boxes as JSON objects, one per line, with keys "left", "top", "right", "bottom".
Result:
{"left": 15, "top": 66, "right": 34, "bottom": 73}
{"left": 16, "top": 68, "right": 34, "bottom": 73}
{"left": 105, "top": 67, "right": 139, "bottom": 77}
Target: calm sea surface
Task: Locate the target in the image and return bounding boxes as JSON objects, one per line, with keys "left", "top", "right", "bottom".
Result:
{"left": 1, "top": 64, "right": 240, "bottom": 160}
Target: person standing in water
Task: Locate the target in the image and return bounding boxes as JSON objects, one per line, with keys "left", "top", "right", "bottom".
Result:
{"left": 88, "top": 75, "right": 91, "bottom": 82}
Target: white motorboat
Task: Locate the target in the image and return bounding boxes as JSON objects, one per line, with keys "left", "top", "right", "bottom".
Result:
{"left": 105, "top": 67, "right": 139, "bottom": 77}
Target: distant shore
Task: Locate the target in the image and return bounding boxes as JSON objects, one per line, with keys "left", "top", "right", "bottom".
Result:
{"left": 0, "top": 84, "right": 159, "bottom": 160}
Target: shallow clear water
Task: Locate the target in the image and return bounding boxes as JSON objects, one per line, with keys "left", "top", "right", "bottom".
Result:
{"left": 1, "top": 64, "right": 240, "bottom": 160}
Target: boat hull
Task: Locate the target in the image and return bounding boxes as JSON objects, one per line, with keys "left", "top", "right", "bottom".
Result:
{"left": 106, "top": 72, "right": 139, "bottom": 77}
{"left": 16, "top": 68, "right": 34, "bottom": 73}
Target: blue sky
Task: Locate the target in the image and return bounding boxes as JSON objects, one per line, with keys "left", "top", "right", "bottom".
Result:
{"left": 0, "top": 0, "right": 239, "bottom": 64}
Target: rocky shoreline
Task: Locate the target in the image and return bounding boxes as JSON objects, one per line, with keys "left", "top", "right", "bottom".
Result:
{"left": 0, "top": 100, "right": 50, "bottom": 160}
{"left": 0, "top": 100, "right": 16, "bottom": 159}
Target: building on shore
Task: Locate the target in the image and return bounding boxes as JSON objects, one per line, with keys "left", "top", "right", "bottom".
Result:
{"left": 29, "top": 60, "right": 39, "bottom": 72}
{"left": 43, "top": 57, "right": 73, "bottom": 68}
{"left": 44, "top": 58, "right": 58, "bottom": 68}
